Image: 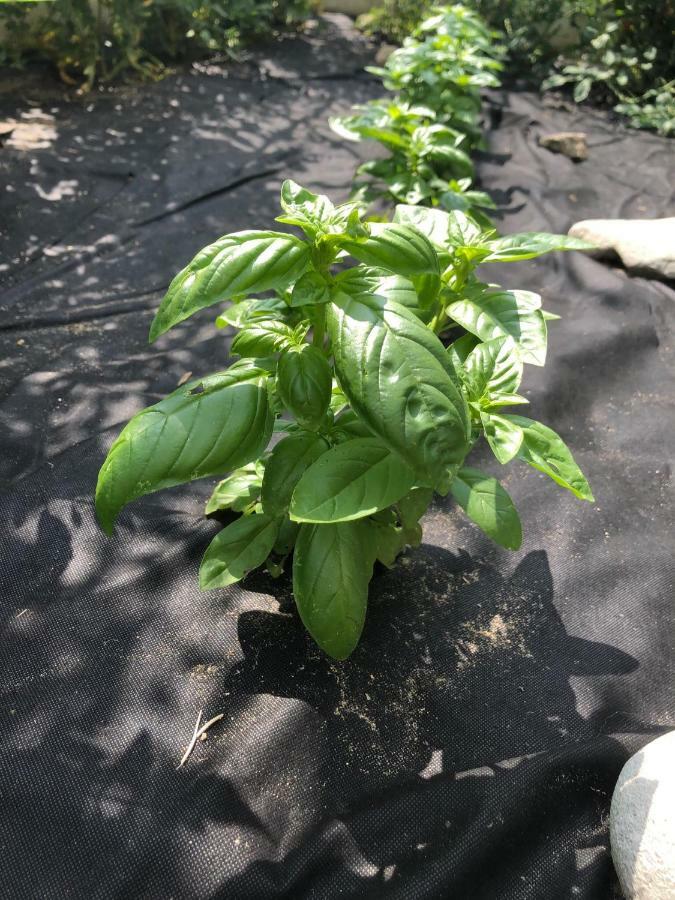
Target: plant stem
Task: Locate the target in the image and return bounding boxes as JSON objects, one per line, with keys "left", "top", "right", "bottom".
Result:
{"left": 312, "top": 304, "right": 326, "bottom": 349}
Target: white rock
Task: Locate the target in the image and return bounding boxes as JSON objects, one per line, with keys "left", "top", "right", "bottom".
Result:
{"left": 569, "top": 218, "right": 675, "bottom": 280}
{"left": 610, "top": 731, "right": 675, "bottom": 899}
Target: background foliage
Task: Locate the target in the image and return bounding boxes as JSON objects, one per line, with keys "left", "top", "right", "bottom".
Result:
{"left": 0, "top": 0, "right": 312, "bottom": 87}
{"left": 360, "top": 0, "right": 675, "bottom": 134}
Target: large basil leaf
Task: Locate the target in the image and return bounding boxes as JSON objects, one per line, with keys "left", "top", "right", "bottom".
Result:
{"left": 276, "top": 344, "right": 332, "bottom": 430}
{"left": 450, "top": 466, "right": 522, "bottom": 550}
{"left": 485, "top": 232, "right": 592, "bottom": 262}
{"left": 149, "top": 231, "right": 310, "bottom": 341}
{"left": 504, "top": 415, "right": 594, "bottom": 501}
{"left": 292, "top": 521, "right": 374, "bottom": 659}
{"left": 199, "top": 513, "right": 280, "bottom": 589}
{"left": 328, "top": 291, "right": 470, "bottom": 482}
{"left": 290, "top": 437, "right": 416, "bottom": 523}
{"left": 261, "top": 432, "right": 328, "bottom": 516}
{"left": 205, "top": 461, "right": 264, "bottom": 514}
{"left": 96, "top": 367, "right": 272, "bottom": 534}
{"left": 333, "top": 266, "right": 432, "bottom": 323}
{"left": 463, "top": 336, "right": 523, "bottom": 401}
{"left": 393, "top": 204, "right": 457, "bottom": 250}
{"left": 480, "top": 411, "right": 524, "bottom": 464}
{"left": 446, "top": 287, "right": 548, "bottom": 366}
{"left": 337, "top": 223, "right": 439, "bottom": 276}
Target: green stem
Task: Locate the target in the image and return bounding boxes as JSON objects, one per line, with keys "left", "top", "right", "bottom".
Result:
{"left": 312, "top": 304, "right": 326, "bottom": 349}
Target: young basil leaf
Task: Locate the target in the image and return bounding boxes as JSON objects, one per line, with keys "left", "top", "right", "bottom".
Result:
{"left": 337, "top": 222, "right": 440, "bottom": 276}
{"left": 450, "top": 466, "right": 522, "bottom": 550}
{"left": 276, "top": 344, "right": 332, "bottom": 430}
{"left": 463, "top": 336, "right": 523, "bottom": 400}
{"left": 96, "top": 368, "right": 273, "bottom": 535}
{"left": 276, "top": 180, "right": 335, "bottom": 238}
{"left": 484, "top": 232, "right": 593, "bottom": 262}
{"left": 481, "top": 393, "right": 529, "bottom": 411}
{"left": 480, "top": 411, "right": 524, "bottom": 464}
{"left": 149, "top": 231, "right": 310, "bottom": 341}
{"left": 292, "top": 521, "right": 374, "bottom": 659}
{"left": 446, "top": 287, "right": 548, "bottom": 366}
{"left": 261, "top": 432, "right": 328, "bottom": 516}
{"left": 205, "top": 461, "right": 264, "bottom": 514}
{"left": 216, "top": 296, "right": 289, "bottom": 330}
{"left": 328, "top": 291, "right": 470, "bottom": 482}
{"left": 446, "top": 332, "right": 480, "bottom": 376}
{"left": 199, "top": 513, "right": 280, "bottom": 589}
{"left": 289, "top": 437, "right": 416, "bottom": 523}
{"left": 503, "top": 415, "right": 594, "bottom": 501}
{"left": 289, "top": 271, "right": 331, "bottom": 307}
{"left": 231, "top": 320, "right": 297, "bottom": 358}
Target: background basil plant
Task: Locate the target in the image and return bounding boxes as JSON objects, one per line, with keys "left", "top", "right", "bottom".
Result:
{"left": 96, "top": 181, "right": 593, "bottom": 659}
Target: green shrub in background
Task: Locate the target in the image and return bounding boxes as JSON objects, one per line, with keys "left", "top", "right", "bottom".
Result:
{"left": 360, "top": 0, "right": 675, "bottom": 134}
{"left": 332, "top": 5, "right": 503, "bottom": 214}
{"left": 0, "top": 0, "right": 313, "bottom": 88}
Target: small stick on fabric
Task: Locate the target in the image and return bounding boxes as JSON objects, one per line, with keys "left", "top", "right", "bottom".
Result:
{"left": 195, "top": 713, "right": 224, "bottom": 741}
{"left": 176, "top": 712, "right": 224, "bottom": 769}
{"left": 177, "top": 709, "right": 203, "bottom": 770}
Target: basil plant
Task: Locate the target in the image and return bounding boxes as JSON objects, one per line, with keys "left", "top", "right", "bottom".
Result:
{"left": 96, "top": 181, "right": 593, "bottom": 659}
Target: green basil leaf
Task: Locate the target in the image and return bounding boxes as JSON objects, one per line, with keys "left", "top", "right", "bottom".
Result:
{"left": 290, "top": 437, "right": 416, "bottom": 523}
{"left": 273, "top": 518, "right": 300, "bottom": 555}
{"left": 216, "top": 296, "right": 288, "bottom": 329}
{"left": 199, "top": 513, "right": 280, "bottom": 589}
{"left": 337, "top": 222, "right": 440, "bottom": 276}
{"left": 480, "top": 411, "right": 524, "bottom": 464}
{"left": 275, "top": 180, "right": 335, "bottom": 238}
{"left": 231, "top": 320, "right": 297, "bottom": 358}
{"left": 485, "top": 232, "right": 593, "bottom": 262}
{"left": 96, "top": 368, "right": 273, "bottom": 534}
{"left": 446, "top": 332, "right": 479, "bottom": 376}
{"left": 333, "top": 266, "right": 432, "bottom": 324}
{"left": 205, "top": 461, "right": 264, "bottom": 514}
{"left": 393, "top": 204, "right": 457, "bottom": 250}
{"left": 446, "top": 288, "right": 548, "bottom": 366}
{"left": 504, "top": 415, "right": 594, "bottom": 501}
{"left": 261, "top": 431, "right": 328, "bottom": 516}
{"left": 333, "top": 409, "right": 373, "bottom": 440}
{"left": 450, "top": 466, "right": 522, "bottom": 550}
{"left": 464, "top": 336, "right": 523, "bottom": 400}
{"left": 276, "top": 344, "right": 332, "bottom": 429}
{"left": 149, "top": 231, "right": 310, "bottom": 341}
{"left": 397, "top": 487, "right": 433, "bottom": 531}
{"left": 482, "top": 393, "right": 529, "bottom": 411}
{"left": 289, "top": 271, "right": 331, "bottom": 307}
{"left": 328, "top": 291, "right": 470, "bottom": 482}
{"left": 292, "top": 521, "right": 374, "bottom": 659}
{"left": 371, "top": 522, "right": 407, "bottom": 567}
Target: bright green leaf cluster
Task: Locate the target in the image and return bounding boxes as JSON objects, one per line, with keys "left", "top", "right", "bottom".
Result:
{"left": 96, "top": 5, "right": 595, "bottom": 661}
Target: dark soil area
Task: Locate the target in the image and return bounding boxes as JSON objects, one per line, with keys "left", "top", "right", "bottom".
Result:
{"left": 1, "top": 14, "right": 673, "bottom": 900}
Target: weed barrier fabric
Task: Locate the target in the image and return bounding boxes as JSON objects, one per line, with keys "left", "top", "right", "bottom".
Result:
{"left": 1, "top": 17, "right": 674, "bottom": 900}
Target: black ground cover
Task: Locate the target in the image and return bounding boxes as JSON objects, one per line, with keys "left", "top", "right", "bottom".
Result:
{"left": 1, "top": 15, "right": 673, "bottom": 900}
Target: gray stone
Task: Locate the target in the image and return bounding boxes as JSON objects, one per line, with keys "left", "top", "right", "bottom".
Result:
{"left": 610, "top": 731, "right": 675, "bottom": 899}
{"left": 569, "top": 218, "right": 675, "bottom": 281}
{"left": 538, "top": 131, "right": 588, "bottom": 160}
{"left": 375, "top": 43, "right": 397, "bottom": 65}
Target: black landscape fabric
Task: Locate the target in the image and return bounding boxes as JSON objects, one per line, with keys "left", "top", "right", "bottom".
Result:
{"left": 1, "top": 15, "right": 673, "bottom": 900}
